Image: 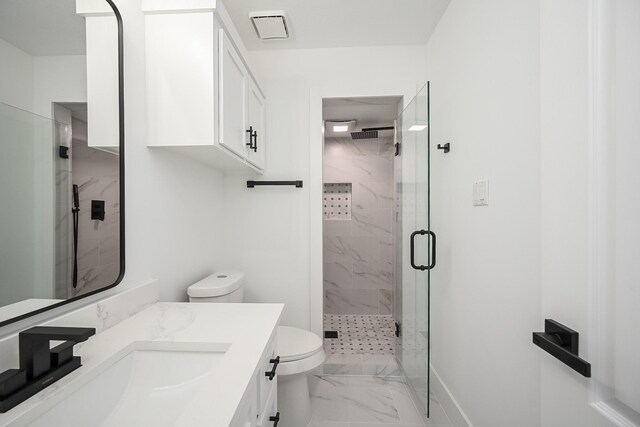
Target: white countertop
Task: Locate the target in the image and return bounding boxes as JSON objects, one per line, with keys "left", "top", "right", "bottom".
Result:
{"left": 0, "top": 302, "right": 283, "bottom": 427}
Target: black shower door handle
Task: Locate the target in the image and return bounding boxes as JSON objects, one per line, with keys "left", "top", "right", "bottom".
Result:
{"left": 410, "top": 230, "right": 436, "bottom": 271}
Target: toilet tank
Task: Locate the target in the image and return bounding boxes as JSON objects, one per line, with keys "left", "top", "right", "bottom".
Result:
{"left": 187, "top": 271, "right": 245, "bottom": 303}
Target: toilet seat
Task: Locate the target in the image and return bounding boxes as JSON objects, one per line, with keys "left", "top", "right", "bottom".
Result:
{"left": 277, "top": 326, "right": 325, "bottom": 376}
{"left": 277, "top": 326, "right": 323, "bottom": 362}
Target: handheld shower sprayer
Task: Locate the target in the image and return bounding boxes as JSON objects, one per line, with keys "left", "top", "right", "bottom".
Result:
{"left": 72, "top": 185, "right": 80, "bottom": 288}
{"left": 72, "top": 185, "right": 80, "bottom": 212}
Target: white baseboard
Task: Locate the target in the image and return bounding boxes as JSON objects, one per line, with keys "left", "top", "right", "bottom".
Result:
{"left": 430, "top": 365, "right": 474, "bottom": 427}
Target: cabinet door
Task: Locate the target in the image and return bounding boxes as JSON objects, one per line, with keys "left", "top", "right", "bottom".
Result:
{"left": 219, "top": 29, "right": 249, "bottom": 159}
{"left": 231, "top": 380, "right": 258, "bottom": 427}
{"left": 257, "top": 387, "right": 278, "bottom": 427}
{"left": 246, "top": 78, "right": 266, "bottom": 170}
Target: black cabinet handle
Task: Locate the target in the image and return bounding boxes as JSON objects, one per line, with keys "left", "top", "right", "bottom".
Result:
{"left": 265, "top": 356, "right": 280, "bottom": 380}
{"left": 269, "top": 412, "right": 280, "bottom": 426}
{"left": 410, "top": 230, "right": 436, "bottom": 270}
{"left": 252, "top": 130, "right": 258, "bottom": 152}
{"left": 246, "top": 126, "right": 256, "bottom": 151}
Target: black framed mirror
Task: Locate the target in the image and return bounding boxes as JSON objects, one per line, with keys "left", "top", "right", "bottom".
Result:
{"left": 0, "top": 0, "right": 124, "bottom": 327}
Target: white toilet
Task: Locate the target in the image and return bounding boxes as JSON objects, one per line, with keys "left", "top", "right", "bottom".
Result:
{"left": 188, "top": 271, "right": 325, "bottom": 427}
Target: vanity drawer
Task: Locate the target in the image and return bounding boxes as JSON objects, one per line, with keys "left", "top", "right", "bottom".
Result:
{"left": 257, "top": 332, "right": 278, "bottom": 420}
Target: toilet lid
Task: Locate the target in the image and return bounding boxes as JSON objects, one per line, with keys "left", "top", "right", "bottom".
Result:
{"left": 277, "top": 326, "right": 323, "bottom": 362}
{"left": 187, "top": 271, "right": 244, "bottom": 298}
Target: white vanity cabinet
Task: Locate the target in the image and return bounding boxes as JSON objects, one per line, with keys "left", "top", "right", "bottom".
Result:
{"left": 232, "top": 332, "right": 279, "bottom": 427}
{"left": 142, "top": 0, "right": 266, "bottom": 173}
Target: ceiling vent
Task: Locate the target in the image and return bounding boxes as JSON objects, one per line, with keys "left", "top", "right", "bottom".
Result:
{"left": 249, "top": 11, "right": 289, "bottom": 40}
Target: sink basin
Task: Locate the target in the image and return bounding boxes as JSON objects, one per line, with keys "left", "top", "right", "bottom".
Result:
{"left": 29, "top": 349, "right": 225, "bottom": 427}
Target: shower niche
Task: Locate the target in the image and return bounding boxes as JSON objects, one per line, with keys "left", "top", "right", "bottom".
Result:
{"left": 323, "top": 183, "right": 352, "bottom": 220}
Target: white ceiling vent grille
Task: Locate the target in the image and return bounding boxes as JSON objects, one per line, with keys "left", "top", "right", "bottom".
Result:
{"left": 249, "top": 11, "right": 289, "bottom": 40}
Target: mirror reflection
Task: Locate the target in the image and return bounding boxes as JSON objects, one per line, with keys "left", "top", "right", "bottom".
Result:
{"left": 0, "top": 0, "right": 122, "bottom": 324}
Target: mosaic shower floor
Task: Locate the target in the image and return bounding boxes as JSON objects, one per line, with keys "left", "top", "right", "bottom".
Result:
{"left": 323, "top": 314, "right": 396, "bottom": 355}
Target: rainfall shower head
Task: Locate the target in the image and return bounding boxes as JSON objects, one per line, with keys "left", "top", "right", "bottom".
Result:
{"left": 350, "top": 126, "right": 394, "bottom": 140}
{"left": 351, "top": 130, "right": 379, "bottom": 139}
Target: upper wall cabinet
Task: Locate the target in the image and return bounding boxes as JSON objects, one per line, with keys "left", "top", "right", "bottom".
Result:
{"left": 77, "top": 0, "right": 120, "bottom": 153}
{"left": 142, "top": 0, "right": 266, "bottom": 173}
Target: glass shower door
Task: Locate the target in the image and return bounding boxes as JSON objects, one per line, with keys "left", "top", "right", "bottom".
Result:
{"left": 394, "top": 83, "right": 433, "bottom": 416}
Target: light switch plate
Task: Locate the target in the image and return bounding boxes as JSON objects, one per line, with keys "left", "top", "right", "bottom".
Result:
{"left": 473, "top": 180, "right": 489, "bottom": 206}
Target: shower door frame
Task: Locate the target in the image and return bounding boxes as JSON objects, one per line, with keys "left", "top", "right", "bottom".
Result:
{"left": 394, "top": 82, "right": 432, "bottom": 419}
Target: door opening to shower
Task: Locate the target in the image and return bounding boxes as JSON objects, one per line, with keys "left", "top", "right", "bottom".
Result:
{"left": 320, "top": 85, "right": 433, "bottom": 418}
{"left": 321, "top": 96, "right": 401, "bottom": 370}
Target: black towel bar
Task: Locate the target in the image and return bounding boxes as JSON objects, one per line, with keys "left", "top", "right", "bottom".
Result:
{"left": 247, "top": 180, "right": 303, "bottom": 188}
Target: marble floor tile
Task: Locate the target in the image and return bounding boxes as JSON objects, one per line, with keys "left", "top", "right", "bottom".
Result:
{"left": 309, "top": 376, "right": 353, "bottom": 422}
{"left": 307, "top": 421, "right": 350, "bottom": 427}
{"left": 309, "top": 375, "right": 452, "bottom": 426}
{"left": 347, "top": 424, "right": 424, "bottom": 427}
{"left": 309, "top": 375, "right": 399, "bottom": 423}
{"left": 323, "top": 363, "right": 365, "bottom": 375}
{"left": 362, "top": 363, "right": 402, "bottom": 377}
{"left": 325, "top": 353, "right": 365, "bottom": 364}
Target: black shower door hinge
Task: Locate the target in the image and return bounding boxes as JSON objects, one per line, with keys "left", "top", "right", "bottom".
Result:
{"left": 394, "top": 142, "right": 401, "bottom": 157}
{"left": 395, "top": 321, "right": 401, "bottom": 338}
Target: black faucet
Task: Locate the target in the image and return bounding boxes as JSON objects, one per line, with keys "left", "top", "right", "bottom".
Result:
{"left": 0, "top": 326, "right": 95, "bottom": 413}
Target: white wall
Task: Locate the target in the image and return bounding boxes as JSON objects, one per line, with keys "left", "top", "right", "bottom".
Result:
{"left": 32, "top": 56, "right": 87, "bottom": 118}
{"left": 0, "top": 40, "right": 87, "bottom": 118}
{"left": 0, "top": 42, "right": 34, "bottom": 303}
{"left": 0, "top": 38, "right": 33, "bottom": 111}
{"left": 0, "top": 103, "right": 40, "bottom": 304}
{"left": 0, "top": 43, "right": 74, "bottom": 306}
{"left": 222, "top": 46, "right": 426, "bottom": 328}
{"left": 425, "top": 0, "right": 541, "bottom": 426}
{"left": 110, "top": 0, "right": 227, "bottom": 304}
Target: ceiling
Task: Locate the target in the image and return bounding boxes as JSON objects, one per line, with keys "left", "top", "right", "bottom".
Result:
{"left": 0, "top": 0, "right": 86, "bottom": 56}
{"left": 323, "top": 96, "right": 401, "bottom": 138}
{"left": 225, "top": 0, "right": 451, "bottom": 50}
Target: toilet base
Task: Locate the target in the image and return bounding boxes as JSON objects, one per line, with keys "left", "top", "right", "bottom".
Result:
{"left": 277, "top": 373, "right": 311, "bottom": 427}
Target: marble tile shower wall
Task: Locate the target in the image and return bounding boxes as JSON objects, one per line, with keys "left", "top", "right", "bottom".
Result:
{"left": 70, "top": 118, "right": 120, "bottom": 297}
{"left": 323, "top": 136, "right": 394, "bottom": 315}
